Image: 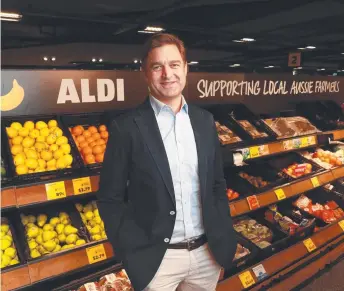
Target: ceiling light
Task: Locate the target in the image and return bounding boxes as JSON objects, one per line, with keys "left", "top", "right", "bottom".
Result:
{"left": 341, "top": 53, "right": 344, "bottom": 55}
{"left": 99, "top": 58, "right": 103, "bottom": 62}
{"left": 317, "top": 68, "right": 325, "bottom": 71}
{"left": 0, "top": 11, "right": 22, "bottom": 21}
{"left": 342, "top": 70, "right": 344, "bottom": 72}
{"left": 233, "top": 40, "right": 244, "bottom": 43}
{"left": 305, "top": 46, "right": 316, "bottom": 49}
{"left": 134, "top": 59, "right": 138, "bottom": 63}
{"left": 297, "top": 48, "right": 306, "bottom": 50}
{"left": 230, "top": 64, "right": 240, "bottom": 67}
{"left": 92, "top": 58, "right": 96, "bottom": 62}
{"left": 51, "top": 57, "right": 56, "bottom": 61}
{"left": 264, "top": 65, "right": 274, "bottom": 68}
{"left": 43, "top": 57, "right": 48, "bottom": 61}
{"left": 233, "top": 38, "right": 255, "bottom": 43}
{"left": 188, "top": 61, "right": 198, "bottom": 65}
{"left": 296, "top": 67, "right": 303, "bottom": 69}
{"left": 137, "top": 30, "right": 156, "bottom": 34}
{"left": 144, "top": 26, "right": 164, "bottom": 32}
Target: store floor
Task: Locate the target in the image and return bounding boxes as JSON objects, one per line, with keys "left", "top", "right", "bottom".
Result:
{"left": 298, "top": 258, "right": 344, "bottom": 291}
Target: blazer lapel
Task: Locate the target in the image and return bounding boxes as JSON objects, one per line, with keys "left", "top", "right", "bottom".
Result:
{"left": 188, "top": 106, "right": 208, "bottom": 203}
{"left": 134, "top": 98, "right": 176, "bottom": 206}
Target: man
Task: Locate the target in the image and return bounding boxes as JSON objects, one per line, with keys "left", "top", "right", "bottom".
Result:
{"left": 97, "top": 33, "right": 237, "bottom": 291}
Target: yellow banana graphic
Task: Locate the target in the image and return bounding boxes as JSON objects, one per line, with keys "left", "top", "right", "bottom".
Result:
{"left": 1, "top": 79, "right": 25, "bottom": 111}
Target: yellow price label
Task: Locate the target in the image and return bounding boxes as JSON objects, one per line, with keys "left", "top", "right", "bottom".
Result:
{"left": 311, "top": 177, "right": 320, "bottom": 188}
{"left": 249, "top": 146, "right": 260, "bottom": 159}
{"left": 238, "top": 271, "right": 255, "bottom": 288}
{"left": 73, "top": 177, "right": 92, "bottom": 195}
{"left": 303, "top": 238, "right": 316, "bottom": 252}
{"left": 301, "top": 137, "right": 309, "bottom": 147}
{"left": 338, "top": 220, "right": 344, "bottom": 232}
{"left": 86, "top": 244, "right": 107, "bottom": 264}
{"left": 274, "top": 188, "right": 286, "bottom": 200}
{"left": 45, "top": 181, "right": 67, "bottom": 200}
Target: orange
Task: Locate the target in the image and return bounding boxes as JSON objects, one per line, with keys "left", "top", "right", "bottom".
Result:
{"left": 82, "top": 147, "right": 92, "bottom": 156}
{"left": 89, "top": 141, "right": 97, "bottom": 148}
{"left": 76, "top": 135, "right": 85, "bottom": 143}
{"left": 85, "top": 154, "right": 96, "bottom": 164}
{"left": 88, "top": 126, "right": 98, "bottom": 134}
{"left": 95, "top": 153, "right": 104, "bottom": 163}
{"left": 72, "top": 125, "right": 84, "bottom": 136}
{"left": 101, "top": 145, "right": 106, "bottom": 152}
{"left": 83, "top": 130, "right": 91, "bottom": 138}
{"left": 86, "top": 137, "right": 94, "bottom": 144}
{"left": 92, "top": 145, "right": 103, "bottom": 155}
{"left": 79, "top": 141, "right": 88, "bottom": 149}
{"left": 100, "top": 131, "right": 109, "bottom": 139}
{"left": 99, "top": 125, "right": 107, "bottom": 132}
{"left": 92, "top": 133, "right": 101, "bottom": 141}
{"left": 96, "top": 139, "right": 105, "bottom": 146}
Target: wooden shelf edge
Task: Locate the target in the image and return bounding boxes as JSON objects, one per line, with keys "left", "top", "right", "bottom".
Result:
{"left": 230, "top": 170, "right": 339, "bottom": 217}
{"left": 1, "top": 187, "right": 17, "bottom": 209}
{"left": 329, "top": 129, "right": 344, "bottom": 141}
{"left": 216, "top": 220, "right": 344, "bottom": 291}
{"left": 1, "top": 265, "right": 31, "bottom": 291}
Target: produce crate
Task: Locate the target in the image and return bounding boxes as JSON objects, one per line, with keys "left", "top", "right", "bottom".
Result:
{"left": 324, "top": 178, "right": 344, "bottom": 199}
{"left": 15, "top": 201, "right": 90, "bottom": 262}
{"left": 266, "top": 152, "right": 324, "bottom": 181}
{"left": 235, "top": 163, "right": 287, "bottom": 193}
{"left": 224, "top": 168, "right": 254, "bottom": 201}
{"left": 1, "top": 114, "right": 82, "bottom": 181}
{"left": 60, "top": 112, "right": 114, "bottom": 171}
{"left": 0, "top": 215, "right": 26, "bottom": 271}
{"left": 204, "top": 103, "right": 273, "bottom": 144}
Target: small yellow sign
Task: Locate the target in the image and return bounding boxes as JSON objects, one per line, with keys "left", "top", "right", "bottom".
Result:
{"left": 311, "top": 177, "right": 320, "bottom": 188}
{"left": 338, "top": 220, "right": 344, "bottom": 232}
{"left": 275, "top": 188, "right": 286, "bottom": 200}
{"left": 301, "top": 137, "right": 309, "bottom": 147}
{"left": 86, "top": 244, "right": 107, "bottom": 264}
{"left": 303, "top": 238, "right": 316, "bottom": 252}
{"left": 249, "top": 146, "right": 260, "bottom": 159}
{"left": 45, "top": 181, "right": 67, "bottom": 200}
{"left": 238, "top": 271, "right": 256, "bottom": 288}
{"left": 73, "top": 177, "right": 92, "bottom": 195}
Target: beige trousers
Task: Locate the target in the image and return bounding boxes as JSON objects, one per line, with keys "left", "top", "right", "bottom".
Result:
{"left": 144, "top": 243, "right": 221, "bottom": 291}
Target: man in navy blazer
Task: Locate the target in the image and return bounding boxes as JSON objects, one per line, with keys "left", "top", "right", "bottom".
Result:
{"left": 97, "top": 33, "right": 237, "bottom": 291}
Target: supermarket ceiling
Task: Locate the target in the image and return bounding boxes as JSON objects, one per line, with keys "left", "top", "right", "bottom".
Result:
{"left": 1, "top": 0, "right": 344, "bottom": 73}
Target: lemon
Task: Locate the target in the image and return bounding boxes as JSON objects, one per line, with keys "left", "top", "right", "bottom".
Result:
{"left": 18, "top": 128, "right": 29, "bottom": 137}
{"left": 53, "top": 149, "right": 64, "bottom": 160}
{"left": 34, "top": 142, "right": 46, "bottom": 153}
{"left": 63, "top": 154, "right": 73, "bottom": 166}
{"left": 49, "top": 144, "right": 59, "bottom": 152}
{"left": 49, "top": 127, "right": 57, "bottom": 133}
{"left": 1, "top": 238, "right": 12, "bottom": 251}
{"left": 56, "top": 136, "right": 68, "bottom": 146}
{"left": 16, "top": 164, "right": 28, "bottom": 175}
{"left": 46, "top": 158, "right": 56, "bottom": 168}
{"left": 75, "top": 239, "right": 86, "bottom": 246}
{"left": 51, "top": 128, "right": 63, "bottom": 138}
{"left": 1, "top": 254, "right": 11, "bottom": 267}
{"left": 14, "top": 153, "right": 26, "bottom": 166}
{"left": 37, "top": 159, "right": 46, "bottom": 169}
{"left": 25, "top": 158, "right": 38, "bottom": 170}
{"left": 1, "top": 224, "right": 9, "bottom": 233}
{"left": 11, "top": 145, "right": 23, "bottom": 155}
{"left": 35, "top": 167, "right": 45, "bottom": 173}
{"left": 60, "top": 144, "right": 71, "bottom": 154}
{"left": 4, "top": 247, "right": 16, "bottom": 259}
{"left": 48, "top": 120, "right": 58, "bottom": 128}
{"left": 53, "top": 245, "right": 61, "bottom": 253}
{"left": 12, "top": 136, "right": 23, "bottom": 145}
{"left": 58, "top": 234, "right": 66, "bottom": 243}
{"left": 40, "top": 127, "right": 50, "bottom": 137}
{"left": 46, "top": 134, "right": 57, "bottom": 145}
{"left": 56, "top": 157, "right": 66, "bottom": 169}
{"left": 41, "top": 150, "right": 53, "bottom": 161}
{"left": 35, "top": 121, "right": 48, "bottom": 130}
{"left": 10, "top": 259, "right": 19, "bottom": 266}
{"left": 26, "top": 149, "right": 38, "bottom": 159}
{"left": 47, "top": 166, "right": 57, "bottom": 171}
{"left": 10, "top": 122, "right": 22, "bottom": 131}
{"left": 29, "top": 129, "right": 40, "bottom": 139}
{"left": 6, "top": 127, "right": 18, "bottom": 138}
{"left": 30, "top": 249, "right": 41, "bottom": 258}
{"left": 36, "top": 136, "right": 46, "bottom": 143}
{"left": 24, "top": 121, "right": 35, "bottom": 131}
{"left": 22, "top": 137, "right": 35, "bottom": 148}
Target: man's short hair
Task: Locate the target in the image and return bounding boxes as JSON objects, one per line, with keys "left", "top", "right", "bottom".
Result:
{"left": 141, "top": 33, "right": 186, "bottom": 70}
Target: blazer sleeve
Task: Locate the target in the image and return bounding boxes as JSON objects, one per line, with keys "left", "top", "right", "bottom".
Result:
{"left": 97, "top": 118, "right": 149, "bottom": 260}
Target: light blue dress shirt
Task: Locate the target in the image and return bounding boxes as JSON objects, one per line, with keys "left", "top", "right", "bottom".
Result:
{"left": 150, "top": 95, "right": 205, "bottom": 244}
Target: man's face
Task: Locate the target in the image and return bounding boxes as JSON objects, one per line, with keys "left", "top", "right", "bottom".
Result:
{"left": 144, "top": 44, "right": 187, "bottom": 101}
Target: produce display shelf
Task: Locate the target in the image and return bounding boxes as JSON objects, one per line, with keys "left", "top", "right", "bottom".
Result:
{"left": 216, "top": 219, "right": 344, "bottom": 291}
{"left": 329, "top": 129, "right": 344, "bottom": 141}
{"left": 1, "top": 264, "right": 31, "bottom": 291}
{"left": 229, "top": 167, "right": 342, "bottom": 217}
{"left": 0, "top": 175, "right": 100, "bottom": 209}
{"left": 1, "top": 187, "right": 17, "bottom": 209}
{"left": 237, "top": 134, "right": 318, "bottom": 161}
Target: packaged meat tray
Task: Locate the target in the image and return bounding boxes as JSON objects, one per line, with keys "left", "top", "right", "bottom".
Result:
{"left": 236, "top": 120, "right": 268, "bottom": 139}
{"left": 262, "top": 116, "right": 319, "bottom": 139}
{"left": 300, "top": 147, "right": 343, "bottom": 169}
{"left": 215, "top": 121, "right": 242, "bottom": 145}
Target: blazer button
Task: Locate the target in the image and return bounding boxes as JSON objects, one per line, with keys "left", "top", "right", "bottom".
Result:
{"left": 170, "top": 211, "right": 175, "bottom": 215}
{"left": 164, "top": 238, "right": 170, "bottom": 243}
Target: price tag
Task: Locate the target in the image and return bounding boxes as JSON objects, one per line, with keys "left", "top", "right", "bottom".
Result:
{"left": 252, "top": 264, "right": 268, "bottom": 281}
{"left": 338, "top": 220, "right": 344, "bottom": 232}
{"left": 249, "top": 146, "right": 260, "bottom": 159}
{"left": 86, "top": 244, "right": 107, "bottom": 264}
{"left": 311, "top": 177, "right": 320, "bottom": 188}
{"left": 73, "top": 177, "right": 92, "bottom": 195}
{"left": 247, "top": 195, "right": 260, "bottom": 211}
{"left": 239, "top": 271, "right": 255, "bottom": 288}
{"left": 274, "top": 188, "right": 286, "bottom": 200}
{"left": 45, "top": 181, "right": 67, "bottom": 200}
{"left": 301, "top": 137, "right": 309, "bottom": 147}
{"left": 303, "top": 238, "right": 316, "bottom": 252}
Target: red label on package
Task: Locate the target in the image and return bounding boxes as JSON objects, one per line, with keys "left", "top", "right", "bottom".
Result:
{"left": 294, "top": 164, "right": 307, "bottom": 174}
{"left": 247, "top": 195, "right": 260, "bottom": 210}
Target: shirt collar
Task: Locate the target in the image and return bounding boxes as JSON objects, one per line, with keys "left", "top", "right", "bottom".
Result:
{"left": 149, "top": 95, "right": 188, "bottom": 116}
